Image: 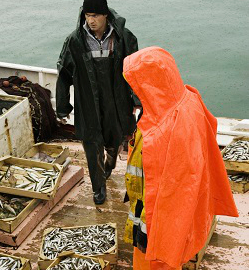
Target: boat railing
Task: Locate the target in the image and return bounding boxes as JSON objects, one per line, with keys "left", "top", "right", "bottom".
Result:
{"left": 0, "top": 61, "right": 75, "bottom": 124}
{"left": 1, "top": 62, "right": 249, "bottom": 145}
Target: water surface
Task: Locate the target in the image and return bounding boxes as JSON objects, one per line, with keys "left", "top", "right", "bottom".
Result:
{"left": 0, "top": 0, "right": 248, "bottom": 118}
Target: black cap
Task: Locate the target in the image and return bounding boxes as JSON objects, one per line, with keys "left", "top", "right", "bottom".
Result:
{"left": 83, "top": 0, "right": 109, "bottom": 15}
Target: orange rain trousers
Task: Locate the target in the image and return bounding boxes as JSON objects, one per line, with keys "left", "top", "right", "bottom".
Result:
{"left": 134, "top": 248, "right": 182, "bottom": 270}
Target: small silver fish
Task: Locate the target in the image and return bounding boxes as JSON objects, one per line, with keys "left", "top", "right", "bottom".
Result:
{"left": 3, "top": 203, "right": 16, "bottom": 215}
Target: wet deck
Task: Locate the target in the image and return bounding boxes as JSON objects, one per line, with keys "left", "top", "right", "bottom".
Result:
{"left": 0, "top": 142, "right": 248, "bottom": 270}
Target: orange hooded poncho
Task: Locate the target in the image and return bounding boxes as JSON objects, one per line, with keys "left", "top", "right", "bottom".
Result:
{"left": 123, "top": 47, "right": 238, "bottom": 269}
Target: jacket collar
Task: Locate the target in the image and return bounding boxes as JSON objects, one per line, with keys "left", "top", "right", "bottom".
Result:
{"left": 83, "top": 21, "right": 114, "bottom": 43}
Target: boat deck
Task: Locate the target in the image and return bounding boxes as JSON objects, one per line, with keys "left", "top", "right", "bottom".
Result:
{"left": 0, "top": 141, "right": 248, "bottom": 270}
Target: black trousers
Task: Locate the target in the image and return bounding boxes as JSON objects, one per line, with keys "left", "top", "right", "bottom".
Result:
{"left": 84, "top": 57, "right": 123, "bottom": 192}
{"left": 83, "top": 141, "right": 120, "bottom": 192}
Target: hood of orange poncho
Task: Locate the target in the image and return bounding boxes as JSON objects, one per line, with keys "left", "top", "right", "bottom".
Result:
{"left": 123, "top": 47, "right": 238, "bottom": 268}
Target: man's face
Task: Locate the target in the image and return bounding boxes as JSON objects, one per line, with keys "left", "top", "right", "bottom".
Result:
{"left": 85, "top": 13, "right": 107, "bottom": 32}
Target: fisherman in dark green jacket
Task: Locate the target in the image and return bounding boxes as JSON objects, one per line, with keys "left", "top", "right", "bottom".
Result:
{"left": 56, "top": 0, "right": 140, "bottom": 204}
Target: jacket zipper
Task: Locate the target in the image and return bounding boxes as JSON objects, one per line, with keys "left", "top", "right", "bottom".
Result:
{"left": 100, "top": 42, "right": 103, "bottom": 56}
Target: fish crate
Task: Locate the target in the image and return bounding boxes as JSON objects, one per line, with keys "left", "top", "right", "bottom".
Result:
{"left": 0, "top": 95, "right": 34, "bottom": 158}
{"left": 45, "top": 251, "right": 110, "bottom": 270}
{"left": 22, "top": 142, "right": 69, "bottom": 165}
{"left": 221, "top": 136, "right": 249, "bottom": 173}
{"left": 0, "top": 252, "right": 31, "bottom": 270}
{"left": 183, "top": 216, "right": 217, "bottom": 270}
{"left": 38, "top": 223, "right": 118, "bottom": 270}
{"left": 0, "top": 193, "right": 40, "bottom": 233}
{"left": 0, "top": 166, "right": 84, "bottom": 247}
{"left": 0, "top": 156, "right": 63, "bottom": 200}
{"left": 227, "top": 171, "right": 249, "bottom": 194}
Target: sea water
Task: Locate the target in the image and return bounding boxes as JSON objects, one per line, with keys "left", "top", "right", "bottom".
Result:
{"left": 0, "top": 0, "right": 248, "bottom": 118}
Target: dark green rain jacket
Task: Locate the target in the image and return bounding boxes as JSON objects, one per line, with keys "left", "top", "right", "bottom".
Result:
{"left": 56, "top": 7, "right": 139, "bottom": 142}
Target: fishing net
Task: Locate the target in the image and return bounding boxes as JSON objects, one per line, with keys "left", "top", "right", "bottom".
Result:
{"left": 0, "top": 76, "right": 57, "bottom": 142}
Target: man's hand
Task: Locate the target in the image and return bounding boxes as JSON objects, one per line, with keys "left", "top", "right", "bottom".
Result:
{"left": 137, "top": 243, "right": 146, "bottom": 254}
{"left": 58, "top": 115, "right": 70, "bottom": 125}
{"left": 133, "top": 106, "right": 142, "bottom": 114}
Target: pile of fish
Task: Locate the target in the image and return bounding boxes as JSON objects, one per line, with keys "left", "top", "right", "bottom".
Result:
{"left": 0, "top": 164, "right": 59, "bottom": 193}
{"left": 31, "top": 152, "right": 55, "bottom": 163}
{"left": 228, "top": 174, "right": 249, "bottom": 183}
{"left": 49, "top": 257, "right": 102, "bottom": 270}
{"left": 43, "top": 224, "right": 116, "bottom": 260}
{"left": 0, "top": 256, "right": 22, "bottom": 270}
{"left": 0, "top": 194, "right": 31, "bottom": 219}
{"left": 223, "top": 140, "right": 249, "bottom": 161}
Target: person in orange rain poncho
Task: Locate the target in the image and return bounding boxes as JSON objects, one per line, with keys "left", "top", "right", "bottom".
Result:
{"left": 122, "top": 46, "right": 239, "bottom": 270}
